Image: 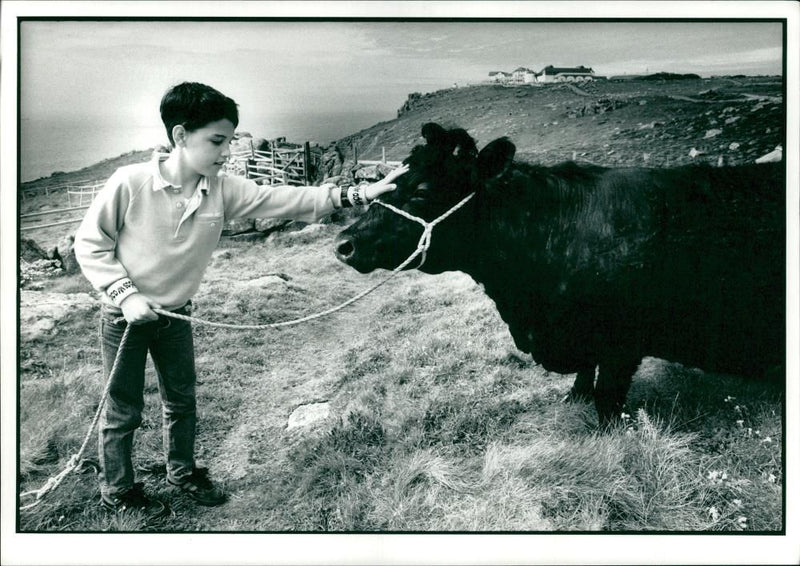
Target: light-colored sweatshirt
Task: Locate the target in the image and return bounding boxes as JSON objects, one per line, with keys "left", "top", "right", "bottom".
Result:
{"left": 74, "top": 154, "right": 340, "bottom": 311}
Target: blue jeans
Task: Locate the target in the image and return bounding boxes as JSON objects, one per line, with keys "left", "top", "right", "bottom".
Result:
{"left": 99, "top": 303, "right": 196, "bottom": 496}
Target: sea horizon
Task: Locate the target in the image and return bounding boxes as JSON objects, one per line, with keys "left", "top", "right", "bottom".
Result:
{"left": 19, "top": 109, "right": 393, "bottom": 183}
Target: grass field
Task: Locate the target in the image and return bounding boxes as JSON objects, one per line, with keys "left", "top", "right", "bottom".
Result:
{"left": 17, "top": 219, "right": 783, "bottom": 533}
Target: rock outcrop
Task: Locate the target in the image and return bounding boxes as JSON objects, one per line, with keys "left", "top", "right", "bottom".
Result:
{"left": 50, "top": 234, "right": 80, "bottom": 274}
{"left": 20, "top": 291, "right": 99, "bottom": 341}
{"left": 21, "top": 237, "right": 48, "bottom": 263}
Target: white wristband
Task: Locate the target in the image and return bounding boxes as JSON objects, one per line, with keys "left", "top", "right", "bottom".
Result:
{"left": 107, "top": 277, "right": 139, "bottom": 306}
{"left": 348, "top": 186, "right": 366, "bottom": 206}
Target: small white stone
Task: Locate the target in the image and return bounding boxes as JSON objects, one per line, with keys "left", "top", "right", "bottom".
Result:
{"left": 287, "top": 402, "right": 331, "bottom": 430}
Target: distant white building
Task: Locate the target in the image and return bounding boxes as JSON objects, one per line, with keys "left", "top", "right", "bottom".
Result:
{"left": 488, "top": 71, "right": 512, "bottom": 82}
{"left": 538, "top": 65, "right": 596, "bottom": 83}
{"left": 512, "top": 66, "right": 538, "bottom": 84}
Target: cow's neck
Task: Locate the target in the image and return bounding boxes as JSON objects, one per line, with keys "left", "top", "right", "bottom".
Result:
{"left": 466, "top": 196, "right": 540, "bottom": 287}
{"left": 461, "top": 189, "right": 554, "bottom": 349}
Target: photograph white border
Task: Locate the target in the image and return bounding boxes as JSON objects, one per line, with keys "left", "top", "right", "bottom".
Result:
{"left": 2, "top": 2, "right": 798, "bottom": 565}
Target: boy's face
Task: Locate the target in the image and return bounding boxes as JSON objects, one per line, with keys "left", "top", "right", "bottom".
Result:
{"left": 181, "top": 118, "right": 236, "bottom": 177}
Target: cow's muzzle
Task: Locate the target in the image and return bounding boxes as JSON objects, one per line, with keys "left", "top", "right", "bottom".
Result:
{"left": 335, "top": 237, "right": 356, "bottom": 263}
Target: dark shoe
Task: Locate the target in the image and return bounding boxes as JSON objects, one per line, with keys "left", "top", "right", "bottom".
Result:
{"left": 168, "top": 466, "right": 228, "bottom": 506}
{"left": 101, "top": 482, "right": 169, "bottom": 520}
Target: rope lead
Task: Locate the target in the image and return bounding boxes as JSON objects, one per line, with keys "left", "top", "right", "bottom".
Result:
{"left": 19, "top": 325, "right": 132, "bottom": 511}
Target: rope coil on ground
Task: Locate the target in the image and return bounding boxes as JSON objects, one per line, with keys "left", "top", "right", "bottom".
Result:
{"left": 18, "top": 192, "right": 474, "bottom": 511}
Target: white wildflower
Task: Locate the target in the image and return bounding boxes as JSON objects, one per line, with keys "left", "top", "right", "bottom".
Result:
{"left": 737, "top": 516, "right": 748, "bottom": 530}
{"left": 736, "top": 420, "right": 744, "bottom": 427}
{"left": 709, "top": 506, "right": 720, "bottom": 521}
{"left": 733, "top": 499, "right": 742, "bottom": 506}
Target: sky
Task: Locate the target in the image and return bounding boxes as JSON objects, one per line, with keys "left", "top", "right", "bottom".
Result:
{"left": 19, "top": 19, "right": 783, "bottom": 134}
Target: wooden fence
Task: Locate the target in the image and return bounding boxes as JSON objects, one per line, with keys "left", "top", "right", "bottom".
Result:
{"left": 354, "top": 145, "right": 402, "bottom": 168}
{"left": 21, "top": 181, "right": 104, "bottom": 232}
{"left": 21, "top": 179, "right": 95, "bottom": 200}
{"left": 228, "top": 140, "right": 312, "bottom": 186}
{"left": 67, "top": 182, "right": 104, "bottom": 207}
{"left": 19, "top": 181, "right": 105, "bottom": 232}
{"left": 20, "top": 204, "right": 91, "bottom": 232}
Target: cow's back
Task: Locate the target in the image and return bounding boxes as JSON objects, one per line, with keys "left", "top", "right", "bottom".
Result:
{"left": 476, "top": 161, "right": 784, "bottom": 379}
{"left": 637, "top": 162, "right": 785, "bottom": 376}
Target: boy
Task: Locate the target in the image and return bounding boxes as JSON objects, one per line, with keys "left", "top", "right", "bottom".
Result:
{"left": 74, "top": 82, "right": 407, "bottom": 519}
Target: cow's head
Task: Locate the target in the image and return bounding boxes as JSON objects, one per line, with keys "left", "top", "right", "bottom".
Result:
{"left": 335, "top": 123, "right": 515, "bottom": 274}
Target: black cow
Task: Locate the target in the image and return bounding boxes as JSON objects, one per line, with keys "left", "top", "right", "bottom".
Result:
{"left": 335, "top": 123, "right": 785, "bottom": 422}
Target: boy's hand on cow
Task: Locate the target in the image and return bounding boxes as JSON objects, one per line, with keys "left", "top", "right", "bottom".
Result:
{"left": 120, "top": 293, "right": 162, "bottom": 324}
{"left": 364, "top": 163, "right": 409, "bottom": 201}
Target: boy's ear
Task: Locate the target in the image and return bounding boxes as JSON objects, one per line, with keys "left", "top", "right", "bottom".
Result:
{"left": 172, "top": 124, "right": 187, "bottom": 147}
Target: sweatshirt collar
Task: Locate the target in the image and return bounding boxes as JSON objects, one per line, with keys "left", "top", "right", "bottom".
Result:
{"left": 151, "top": 152, "right": 211, "bottom": 194}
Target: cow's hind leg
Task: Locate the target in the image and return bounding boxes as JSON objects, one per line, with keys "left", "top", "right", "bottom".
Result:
{"left": 594, "top": 358, "right": 641, "bottom": 426}
{"left": 562, "top": 366, "right": 596, "bottom": 403}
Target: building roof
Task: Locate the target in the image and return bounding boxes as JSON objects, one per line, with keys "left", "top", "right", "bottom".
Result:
{"left": 542, "top": 65, "right": 595, "bottom": 75}
{"left": 512, "top": 67, "right": 535, "bottom": 73}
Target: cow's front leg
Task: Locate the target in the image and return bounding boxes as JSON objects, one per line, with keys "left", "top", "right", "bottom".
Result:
{"left": 594, "top": 357, "right": 641, "bottom": 426}
{"left": 562, "top": 366, "right": 596, "bottom": 403}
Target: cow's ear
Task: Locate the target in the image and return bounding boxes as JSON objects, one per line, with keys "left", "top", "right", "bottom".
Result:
{"left": 450, "top": 129, "right": 478, "bottom": 158}
{"left": 477, "top": 138, "right": 515, "bottom": 179}
{"left": 421, "top": 123, "right": 447, "bottom": 146}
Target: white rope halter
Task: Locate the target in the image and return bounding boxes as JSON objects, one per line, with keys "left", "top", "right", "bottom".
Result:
{"left": 372, "top": 192, "right": 475, "bottom": 269}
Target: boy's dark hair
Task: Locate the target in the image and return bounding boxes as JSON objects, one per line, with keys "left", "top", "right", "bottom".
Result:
{"left": 160, "top": 82, "right": 239, "bottom": 146}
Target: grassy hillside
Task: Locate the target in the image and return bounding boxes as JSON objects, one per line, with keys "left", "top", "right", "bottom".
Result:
{"left": 17, "top": 76, "right": 785, "bottom": 533}
{"left": 341, "top": 76, "right": 783, "bottom": 168}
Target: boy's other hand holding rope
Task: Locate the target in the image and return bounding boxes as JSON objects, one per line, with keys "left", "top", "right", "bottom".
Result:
{"left": 120, "top": 294, "right": 162, "bottom": 324}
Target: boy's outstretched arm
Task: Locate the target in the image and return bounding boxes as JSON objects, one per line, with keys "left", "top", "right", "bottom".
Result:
{"left": 222, "top": 163, "right": 409, "bottom": 223}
